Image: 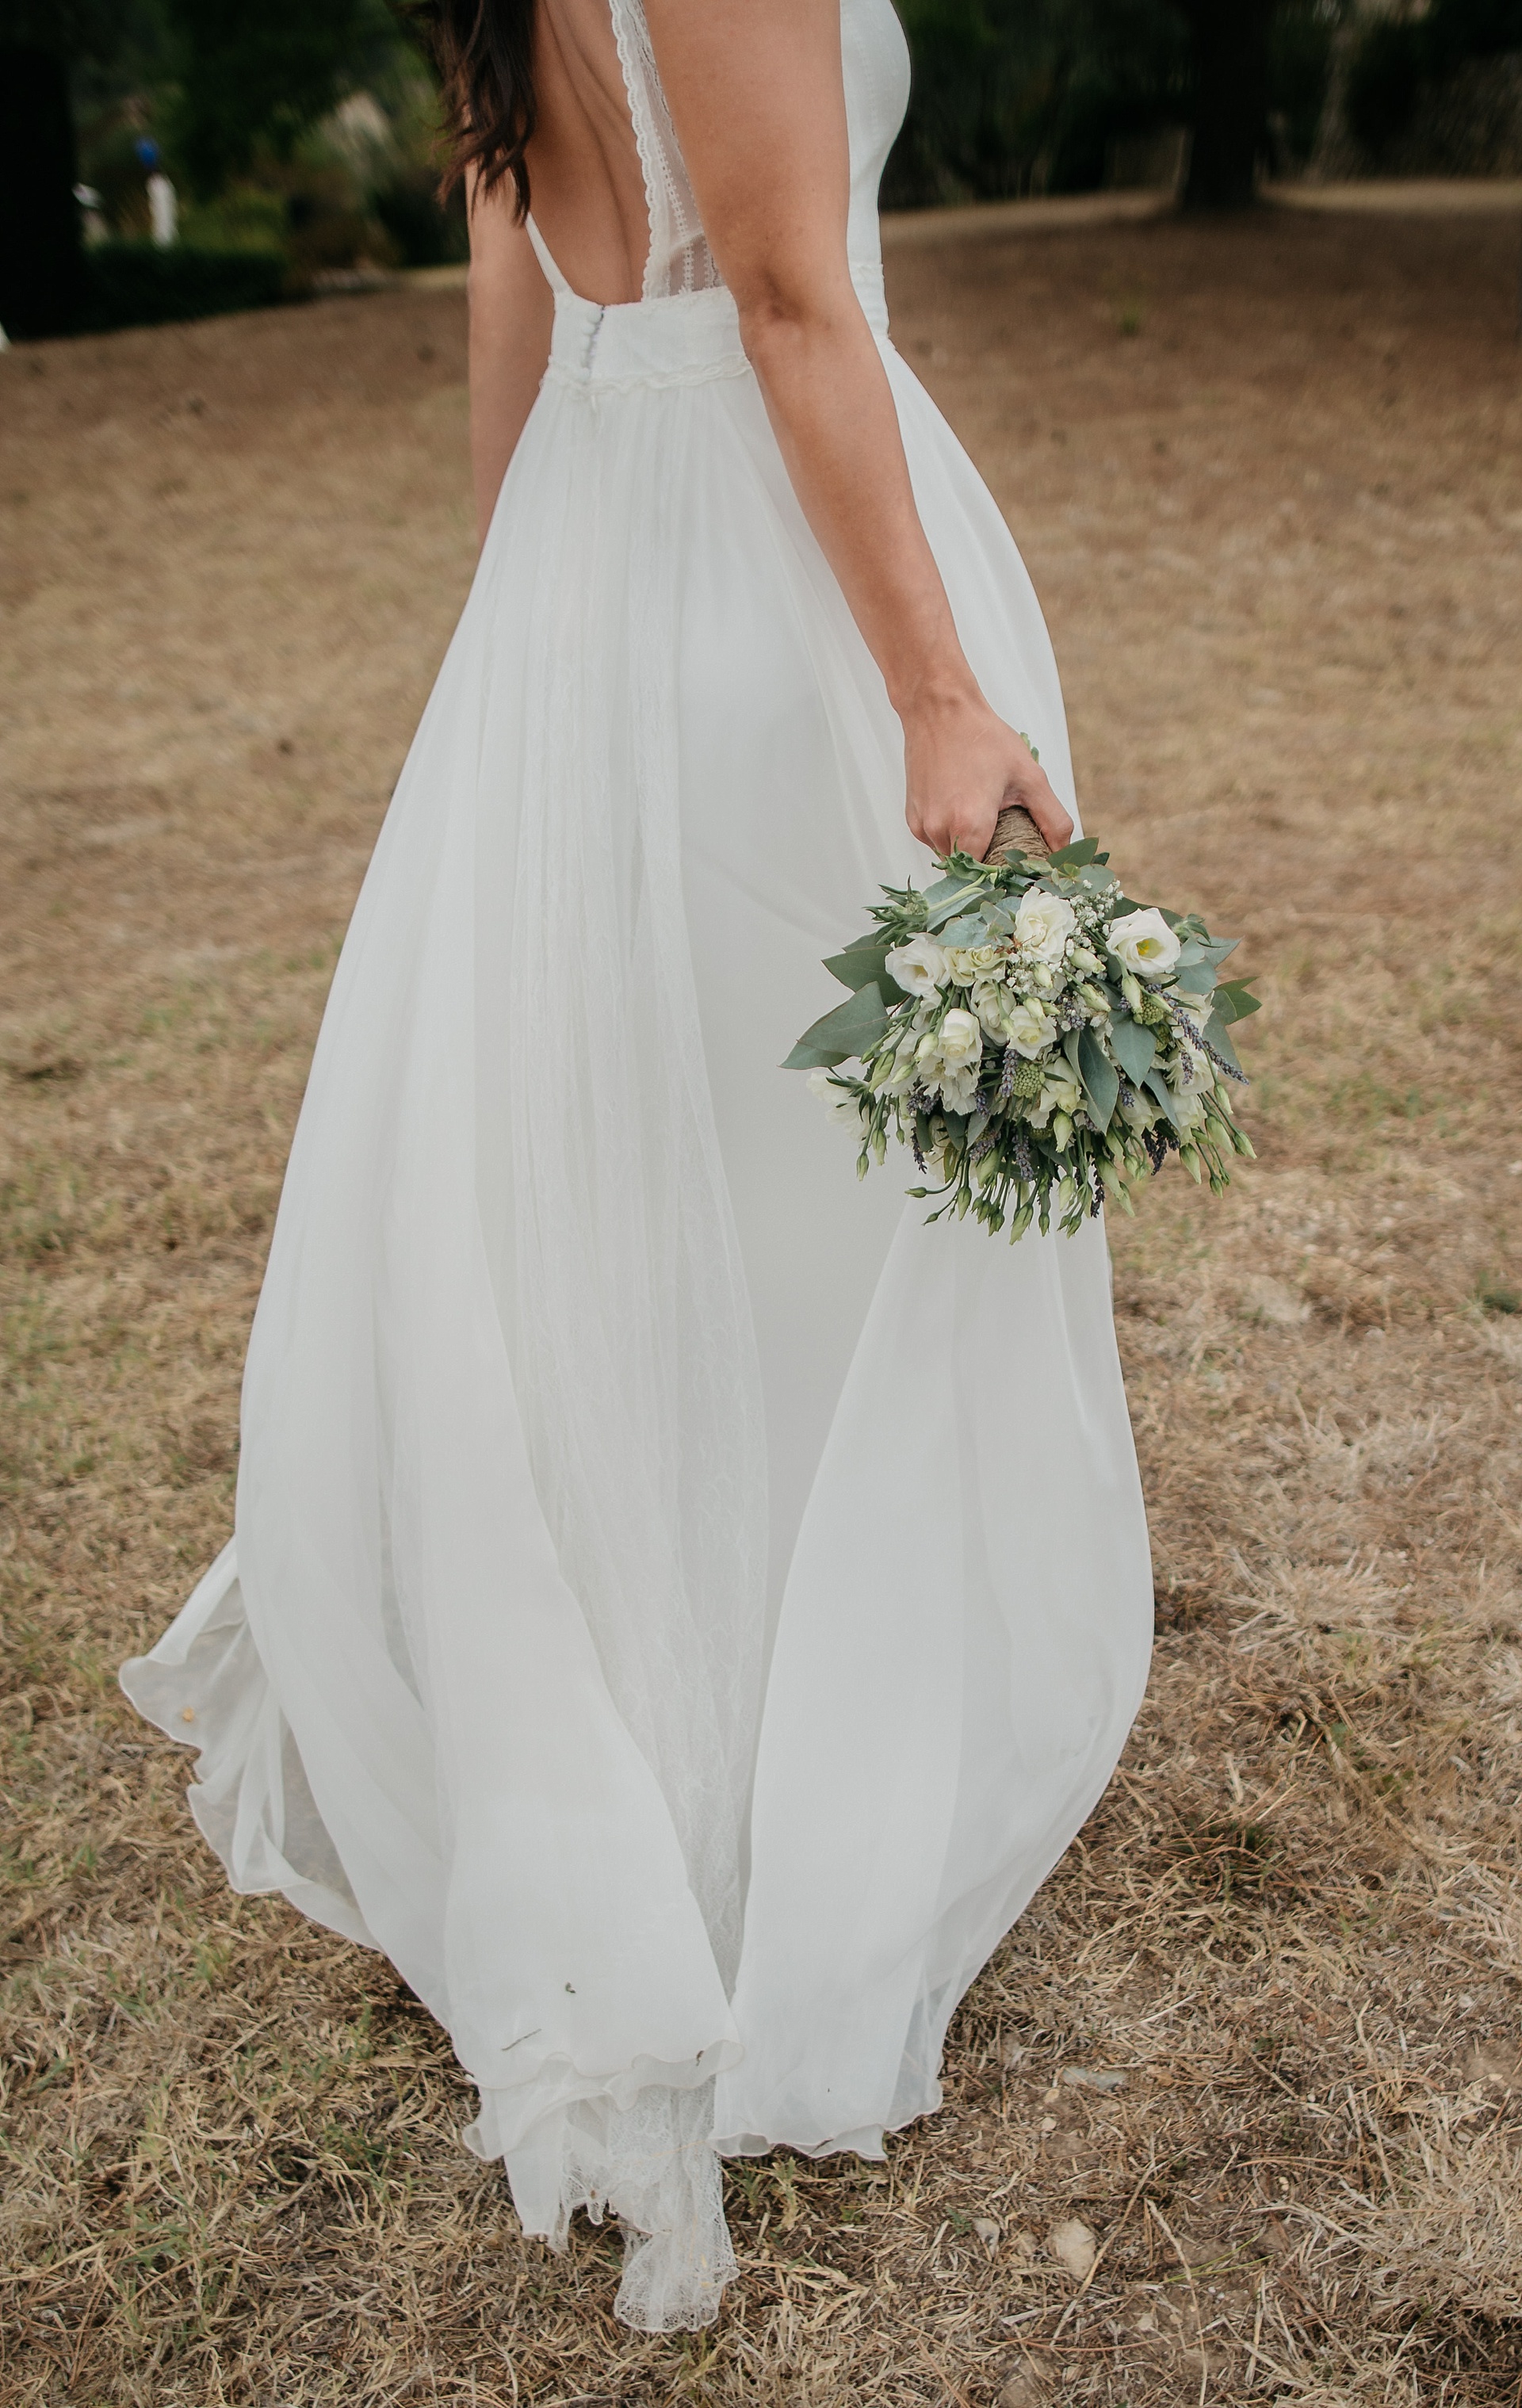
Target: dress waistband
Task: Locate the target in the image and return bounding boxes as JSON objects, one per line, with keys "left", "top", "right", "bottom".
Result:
{"left": 545, "top": 260, "right": 889, "bottom": 394}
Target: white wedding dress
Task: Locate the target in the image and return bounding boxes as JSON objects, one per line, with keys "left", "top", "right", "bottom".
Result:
{"left": 122, "top": 0, "right": 1153, "bottom": 2333}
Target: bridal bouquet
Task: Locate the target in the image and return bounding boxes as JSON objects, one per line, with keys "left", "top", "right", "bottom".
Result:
{"left": 786, "top": 826, "right": 1259, "bottom": 1240}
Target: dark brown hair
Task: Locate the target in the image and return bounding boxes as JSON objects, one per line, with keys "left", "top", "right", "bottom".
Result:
{"left": 411, "top": 0, "right": 538, "bottom": 221}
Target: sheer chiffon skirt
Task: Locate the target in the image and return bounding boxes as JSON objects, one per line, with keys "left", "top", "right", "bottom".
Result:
{"left": 122, "top": 284, "right": 1153, "bottom": 2330}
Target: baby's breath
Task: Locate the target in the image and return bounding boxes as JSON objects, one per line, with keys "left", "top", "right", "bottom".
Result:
{"left": 790, "top": 832, "right": 1260, "bottom": 1240}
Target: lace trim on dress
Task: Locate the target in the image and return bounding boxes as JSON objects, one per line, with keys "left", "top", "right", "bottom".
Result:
{"left": 609, "top": 0, "right": 724, "bottom": 300}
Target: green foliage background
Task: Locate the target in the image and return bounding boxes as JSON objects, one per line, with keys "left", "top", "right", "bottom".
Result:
{"left": 6, "top": 0, "right": 1520, "bottom": 336}
{"left": 881, "top": 0, "right": 1345, "bottom": 205}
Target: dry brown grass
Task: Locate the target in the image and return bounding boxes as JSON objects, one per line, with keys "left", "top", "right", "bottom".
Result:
{"left": 2, "top": 205, "right": 1521, "bottom": 2406}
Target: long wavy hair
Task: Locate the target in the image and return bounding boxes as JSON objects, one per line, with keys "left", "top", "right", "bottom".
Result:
{"left": 411, "top": 0, "right": 538, "bottom": 220}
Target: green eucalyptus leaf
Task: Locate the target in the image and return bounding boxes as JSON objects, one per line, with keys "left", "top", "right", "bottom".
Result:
{"left": 823, "top": 942, "right": 894, "bottom": 992}
{"left": 1173, "top": 961, "right": 1218, "bottom": 995}
{"left": 782, "top": 980, "right": 890, "bottom": 1069}
{"left": 1213, "top": 979, "right": 1262, "bottom": 1023}
{"left": 1046, "top": 837, "right": 1101, "bottom": 870}
{"left": 923, "top": 877, "right": 987, "bottom": 931}
{"left": 1109, "top": 1016, "right": 1156, "bottom": 1087}
{"left": 1203, "top": 1013, "right": 1242, "bottom": 1075}
{"left": 1144, "top": 1066, "right": 1184, "bottom": 1129}
{"left": 1077, "top": 1025, "right": 1119, "bottom": 1131}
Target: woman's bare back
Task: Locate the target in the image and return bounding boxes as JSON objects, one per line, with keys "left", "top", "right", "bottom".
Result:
{"left": 525, "top": 0, "right": 652, "bottom": 303}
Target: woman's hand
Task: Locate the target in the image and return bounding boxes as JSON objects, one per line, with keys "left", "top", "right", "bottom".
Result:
{"left": 903, "top": 679, "right": 1074, "bottom": 862}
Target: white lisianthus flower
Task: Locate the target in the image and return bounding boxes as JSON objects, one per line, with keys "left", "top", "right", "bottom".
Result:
{"left": 940, "top": 1064, "right": 981, "bottom": 1115}
{"left": 1013, "top": 889, "right": 1076, "bottom": 965}
{"left": 1169, "top": 1040, "right": 1212, "bottom": 1096}
{"left": 945, "top": 942, "right": 1004, "bottom": 986}
{"left": 939, "top": 1007, "right": 983, "bottom": 1071}
{"left": 806, "top": 1068, "right": 861, "bottom": 1126}
{"left": 1107, "top": 908, "right": 1181, "bottom": 980}
{"left": 1175, "top": 998, "right": 1210, "bottom": 1042}
{"left": 1004, "top": 999, "right": 1054, "bottom": 1059}
{"left": 1027, "top": 1064, "right": 1082, "bottom": 1130}
{"left": 885, "top": 935, "right": 950, "bottom": 998}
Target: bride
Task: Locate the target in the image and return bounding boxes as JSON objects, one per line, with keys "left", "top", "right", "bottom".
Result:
{"left": 123, "top": 0, "right": 1153, "bottom": 2334}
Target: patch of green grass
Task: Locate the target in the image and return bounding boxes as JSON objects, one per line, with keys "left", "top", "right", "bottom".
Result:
{"left": 1477, "top": 1274, "right": 1521, "bottom": 1317}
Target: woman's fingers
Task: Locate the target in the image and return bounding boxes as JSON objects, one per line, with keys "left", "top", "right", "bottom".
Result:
{"left": 902, "top": 699, "right": 1075, "bottom": 858}
{"left": 1013, "top": 763, "right": 1074, "bottom": 851}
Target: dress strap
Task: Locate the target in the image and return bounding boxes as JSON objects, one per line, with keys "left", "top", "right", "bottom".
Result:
{"left": 607, "top": 0, "right": 721, "bottom": 300}
{"left": 526, "top": 215, "right": 572, "bottom": 296}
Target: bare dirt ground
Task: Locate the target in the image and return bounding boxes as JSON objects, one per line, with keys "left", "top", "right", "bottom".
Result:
{"left": 2, "top": 207, "right": 1520, "bottom": 2408}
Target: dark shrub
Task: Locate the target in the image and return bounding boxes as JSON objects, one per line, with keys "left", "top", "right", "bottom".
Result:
{"left": 76, "top": 241, "right": 288, "bottom": 332}
{"left": 369, "top": 167, "right": 468, "bottom": 269}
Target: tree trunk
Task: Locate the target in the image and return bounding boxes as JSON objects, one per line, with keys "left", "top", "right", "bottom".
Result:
{"left": 1180, "top": 0, "right": 1276, "bottom": 211}
{"left": 0, "top": 45, "right": 85, "bottom": 339}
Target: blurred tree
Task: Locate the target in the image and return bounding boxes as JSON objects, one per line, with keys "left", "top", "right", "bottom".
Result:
{"left": 0, "top": 40, "right": 82, "bottom": 334}
{"left": 1175, "top": 0, "right": 1275, "bottom": 207}
{"left": 884, "top": 0, "right": 1342, "bottom": 206}
{"left": 885, "top": 0, "right": 1189, "bottom": 204}
{"left": 1345, "top": 0, "right": 1522, "bottom": 156}
{"left": 0, "top": 1, "right": 132, "bottom": 334}
{"left": 162, "top": 0, "right": 379, "bottom": 196}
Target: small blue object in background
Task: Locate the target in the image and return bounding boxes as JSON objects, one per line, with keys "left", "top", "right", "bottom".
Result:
{"left": 135, "top": 138, "right": 162, "bottom": 170}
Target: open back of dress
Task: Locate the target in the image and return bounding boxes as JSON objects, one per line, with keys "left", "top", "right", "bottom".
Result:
{"left": 122, "top": 0, "right": 1153, "bottom": 2333}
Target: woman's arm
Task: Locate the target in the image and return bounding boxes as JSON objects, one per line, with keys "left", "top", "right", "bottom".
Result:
{"left": 644, "top": 0, "right": 1072, "bottom": 860}
{"left": 466, "top": 173, "right": 556, "bottom": 549}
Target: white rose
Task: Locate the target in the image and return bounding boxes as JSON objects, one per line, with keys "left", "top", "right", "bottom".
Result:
{"left": 1004, "top": 1000, "right": 1055, "bottom": 1059}
{"left": 885, "top": 935, "right": 950, "bottom": 998}
{"left": 1106, "top": 908, "right": 1181, "bottom": 981}
{"left": 939, "top": 1008, "right": 983, "bottom": 1071}
{"left": 972, "top": 981, "right": 1012, "bottom": 1040}
{"left": 1013, "top": 889, "right": 1076, "bottom": 965}
{"left": 944, "top": 942, "right": 1004, "bottom": 986}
